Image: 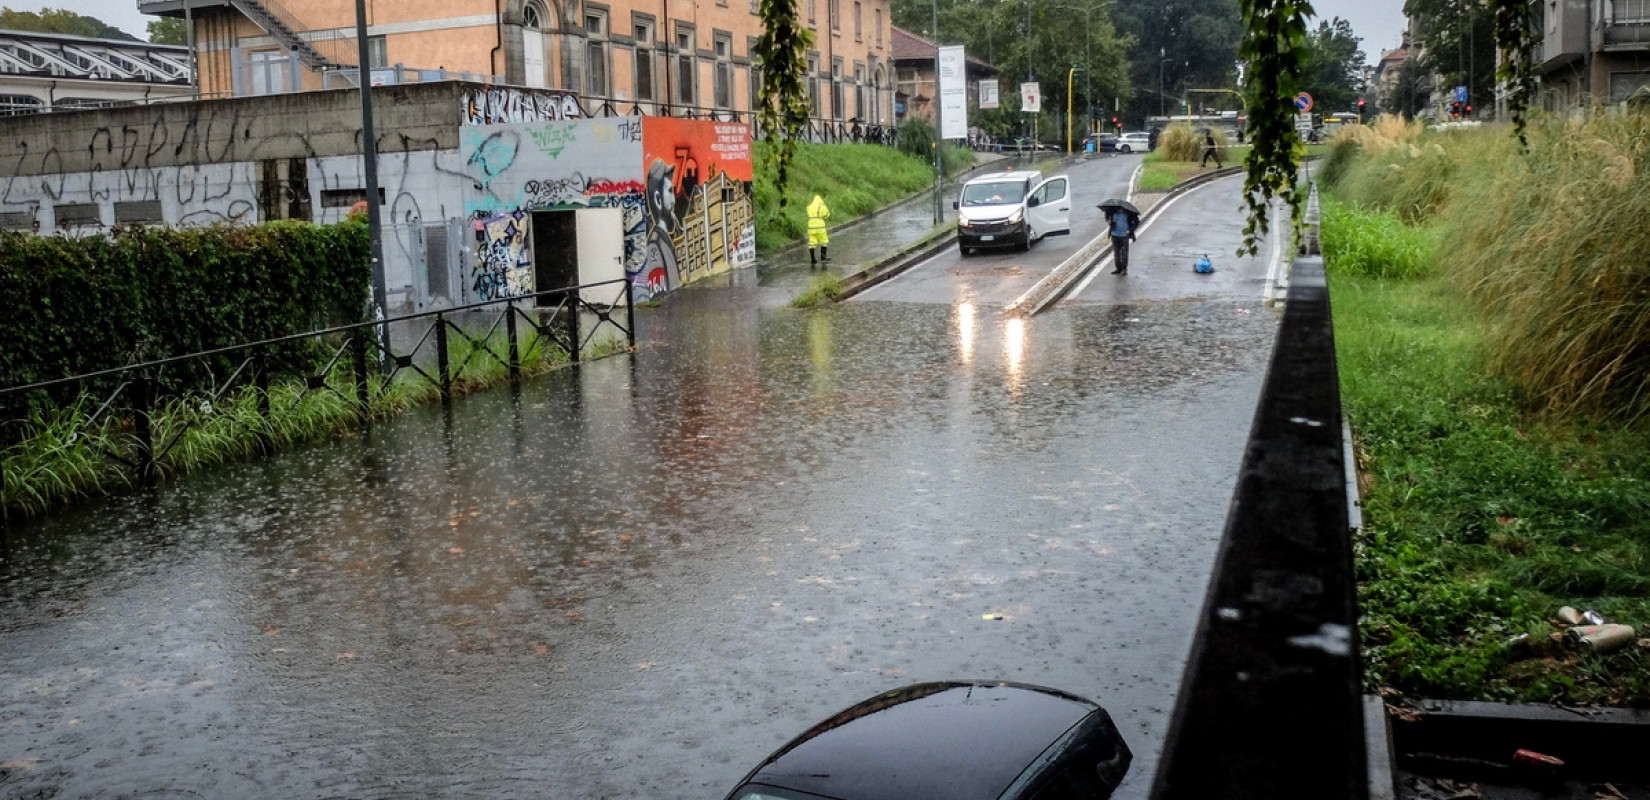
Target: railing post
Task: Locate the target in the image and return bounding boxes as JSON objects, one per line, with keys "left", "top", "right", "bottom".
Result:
{"left": 506, "top": 303, "right": 521, "bottom": 383}
{"left": 255, "top": 350, "right": 272, "bottom": 450}
{"left": 133, "top": 375, "right": 155, "bottom": 483}
{"left": 625, "top": 283, "right": 636, "bottom": 350}
{"left": 435, "top": 312, "right": 452, "bottom": 404}
{"left": 352, "top": 333, "right": 370, "bottom": 416}
{"left": 565, "top": 293, "right": 582, "bottom": 364}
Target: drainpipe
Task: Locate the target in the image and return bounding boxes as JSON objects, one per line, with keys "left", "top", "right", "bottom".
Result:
{"left": 663, "top": 0, "right": 670, "bottom": 113}
{"left": 491, "top": 0, "right": 504, "bottom": 82}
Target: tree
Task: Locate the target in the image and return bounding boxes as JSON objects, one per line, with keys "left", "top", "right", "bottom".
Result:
{"left": 1299, "top": 18, "right": 1365, "bottom": 113}
{"left": 1404, "top": 0, "right": 1497, "bottom": 111}
{"left": 148, "top": 17, "right": 187, "bottom": 46}
{"left": 1112, "top": 0, "right": 1245, "bottom": 125}
{"left": 1382, "top": 55, "right": 1429, "bottom": 117}
{"left": 0, "top": 7, "right": 139, "bottom": 41}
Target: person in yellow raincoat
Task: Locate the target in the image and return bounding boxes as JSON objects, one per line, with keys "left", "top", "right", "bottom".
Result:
{"left": 806, "top": 194, "right": 831, "bottom": 266}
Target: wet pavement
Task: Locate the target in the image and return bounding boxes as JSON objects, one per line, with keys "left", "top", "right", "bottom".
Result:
{"left": 1, "top": 163, "right": 1284, "bottom": 800}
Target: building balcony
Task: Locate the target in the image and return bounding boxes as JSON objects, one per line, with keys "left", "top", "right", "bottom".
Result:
{"left": 1598, "top": 0, "right": 1650, "bottom": 48}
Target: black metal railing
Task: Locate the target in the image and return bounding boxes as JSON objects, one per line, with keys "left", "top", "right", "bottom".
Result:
{"left": 0, "top": 279, "right": 634, "bottom": 484}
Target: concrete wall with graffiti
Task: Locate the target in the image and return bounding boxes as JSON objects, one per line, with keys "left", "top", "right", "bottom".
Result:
{"left": 458, "top": 116, "right": 753, "bottom": 303}
{"left": 0, "top": 84, "right": 755, "bottom": 311}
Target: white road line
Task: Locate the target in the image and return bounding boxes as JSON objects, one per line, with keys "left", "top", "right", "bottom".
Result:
{"left": 1068, "top": 187, "right": 1196, "bottom": 302}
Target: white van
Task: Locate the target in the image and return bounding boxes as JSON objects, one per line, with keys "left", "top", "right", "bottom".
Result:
{"left": 954, "top": 170, "right": 1073, "bottom": 255}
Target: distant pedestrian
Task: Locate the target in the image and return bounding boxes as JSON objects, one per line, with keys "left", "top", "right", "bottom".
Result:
{"left": 1200, "top": 129, "right": 1222, "bottom": 168}
{"left": 1148, "top": 127, "right": 1160, "bottom": 152}
{"left": 1108, "top": 207, "right": 1138, "bottom": 275}
{"left": 806, "top": 194, "right": 831, "bottom": 265}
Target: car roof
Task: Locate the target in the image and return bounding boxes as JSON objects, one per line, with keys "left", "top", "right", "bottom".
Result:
{"left": 738, "top": 681, "right": 1098, "bottom": 800}
{"left": 966, "top": 171, "right": 1039, "bottom": 184}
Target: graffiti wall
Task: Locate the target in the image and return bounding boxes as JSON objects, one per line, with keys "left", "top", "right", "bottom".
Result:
{"left": 640, "top": 119, "right": 755, "bottom": 291}
{"left": 460, "top": 87, "right": 584, "bottom": 126}
{"left": 456, "top": 117, "right": 753, "bottom": 303}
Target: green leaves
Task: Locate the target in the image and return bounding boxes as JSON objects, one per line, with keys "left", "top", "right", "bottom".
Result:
{"left": 1236, "top": 0, "right": 1310, "bottom": 256}
{"left": 753, "top": 0, "right": 816, "bottom": 208}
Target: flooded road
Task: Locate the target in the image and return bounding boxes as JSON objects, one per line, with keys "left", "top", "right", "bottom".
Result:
{"left": 2, "top": 168, "right": 1282, "bottom": 798}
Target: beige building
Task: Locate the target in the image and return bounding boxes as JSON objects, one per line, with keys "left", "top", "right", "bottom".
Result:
{"left": 138, "top": 0, "right": 895, "bottom": 123}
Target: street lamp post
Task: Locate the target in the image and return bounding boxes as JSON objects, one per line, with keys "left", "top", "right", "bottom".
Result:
{"left": 1159, "top": 49, "right": 1167, "bottom": 118}
{"left": 932, "top": 0, "right": 942, "bottom": 224}
{"left": 1066, "top": 66, "right": 1079, "bottom": 152}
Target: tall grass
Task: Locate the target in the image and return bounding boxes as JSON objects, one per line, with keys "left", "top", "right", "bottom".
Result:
{"left": 1442, "top": 112, "right": 1650, "bottom": 423}
{"left": 1321, "top": 197, "right": 1438, "bottom": 280}
{"left": 1156, "top": 123, "right": 1228, "bottom": 162}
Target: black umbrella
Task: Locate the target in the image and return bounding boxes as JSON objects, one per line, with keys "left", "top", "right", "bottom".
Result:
{"left": 1097, "top": 198, "right": 1140, "bottom": 217}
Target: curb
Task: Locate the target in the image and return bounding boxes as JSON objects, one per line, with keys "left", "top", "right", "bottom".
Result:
{"left": 832, "top": 226, "right": 957, "bottom": 302}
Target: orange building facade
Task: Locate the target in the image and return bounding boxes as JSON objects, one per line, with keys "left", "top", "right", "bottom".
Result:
{"left": 139, "top": 0, "right": 896, "bottom": 124}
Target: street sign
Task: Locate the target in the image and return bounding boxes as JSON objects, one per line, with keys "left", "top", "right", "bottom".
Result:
{"left": 1294, "top": 92, "right": 1314, "bottom": 113}
{"left": 1295, "top": 112, "right": 1314, "bottom": 137}
{"left": 1021, "top": 82, "right": 1041, "bottom": 114}
{"left": 1454, "top": 85, "right": 1468, "bottom": 103}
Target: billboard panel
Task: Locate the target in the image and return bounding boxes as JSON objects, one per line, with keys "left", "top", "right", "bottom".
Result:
{"left": 979, "top": 79, "right": 999, "bottom": 109}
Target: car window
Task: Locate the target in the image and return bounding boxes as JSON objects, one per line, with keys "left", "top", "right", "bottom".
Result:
{"left": 727, "top": 784, "right": 839, "bottom": 800}
{"left": 961, "top": 181, "right": 1027, "bottom": 207}
{"left": 1033, "top": 178, "right": 1067, "bottom": 204}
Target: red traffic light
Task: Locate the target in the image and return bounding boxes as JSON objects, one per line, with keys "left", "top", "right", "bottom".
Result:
{"left": 1357, "top": 99, "right": 1365, "bottom": 108}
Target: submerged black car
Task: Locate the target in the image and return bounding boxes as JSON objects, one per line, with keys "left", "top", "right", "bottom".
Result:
{"left": 725, "top": 681, "right": 1132, "bottom": 800}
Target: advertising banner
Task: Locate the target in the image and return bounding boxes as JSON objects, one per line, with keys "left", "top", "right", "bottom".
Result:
{"left": 979, "top": 79, "right": 999, "bottom": 109}
{"left": 938, "top": 46, "right": 967, "bottom": 140}
{"left": 1021, "top": 82, "right": 1041, "bottom": 114}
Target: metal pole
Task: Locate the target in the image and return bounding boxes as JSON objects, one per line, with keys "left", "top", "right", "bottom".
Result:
{"left": 932, "top": 0, "right": 942, "bottom": 225}
{"left": 184, "top": 0, "right": 197, "bottom": 95}
{"left": 1159, "top": 50, "right": 1165, "bottom": 118}
{"left": 354, "top": 0, "right": 390, "bottom": 372}
{"left": 1066, "top": 66, "right": 1075, "bottom": 152}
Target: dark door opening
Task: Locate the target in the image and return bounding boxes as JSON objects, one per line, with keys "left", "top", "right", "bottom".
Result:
{"left": 531, "top": 210, "right": 580, "bottom": 308}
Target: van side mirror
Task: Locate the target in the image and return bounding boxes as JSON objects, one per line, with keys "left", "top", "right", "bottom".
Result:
{"left": 1027, "top": 196, "right": 1041, "bottom": 207}
{"left": 952, "top": 200, "right": 958, "bottom": 210}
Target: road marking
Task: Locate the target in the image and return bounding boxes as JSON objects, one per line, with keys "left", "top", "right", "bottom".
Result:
{"left": 1068, "top": 187, "right": 1196, "bottom": 300}
{"left": 1261, "top": 198, "right": 1287, "bottom": 303}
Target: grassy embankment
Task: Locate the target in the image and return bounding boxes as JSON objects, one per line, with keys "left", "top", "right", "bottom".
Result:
{"left": 1320, "top": 113, "right": 1650, "bottom": 706}
{"left": 751, "top": 140, "right": 975, "bottom": 253}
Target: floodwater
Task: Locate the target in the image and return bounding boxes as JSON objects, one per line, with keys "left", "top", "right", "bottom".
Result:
{"left": 1, "top": 288, "right": 1280, "bottom": 799}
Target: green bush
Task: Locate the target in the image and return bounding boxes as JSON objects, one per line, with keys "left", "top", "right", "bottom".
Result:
{"left": 0, "top": 220, "right": 370, "bottom": 423}
{"left": 752, "top": 140, "right": 959, "bottom": 253}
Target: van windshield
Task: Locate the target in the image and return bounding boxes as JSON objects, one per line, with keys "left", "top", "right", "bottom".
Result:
{"left": 960, "top": 181, "right": 1026, "bottom": 207}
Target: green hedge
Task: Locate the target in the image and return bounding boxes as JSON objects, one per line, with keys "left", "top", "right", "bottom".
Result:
{"left": 0, "top": 220, "right": 371, "bottom": 419}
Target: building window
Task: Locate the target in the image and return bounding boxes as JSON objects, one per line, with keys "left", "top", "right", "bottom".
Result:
{"left": 524, "top": 3, "right": 543, "bottom": 28}
{"left": 714, "top": 33, "right": 733, "bottom": 108}
{"left": 367, "top": 35, "right": 388, "bottom": 69}
{"left": 854, "top": 2, "right": 862, "bottom": 40}
{"left": 875, "top": 8, "right": 883, "bottom": 45}
{"left": 807, "top": 54, "right": 819, "bottom": 116}
{"left": 854, "top": 63, "right": 865, "bottom": 119}
{"left": 0, "top": 94, "right": 41, "bottom": 115}
{"left": 586, "top": 10, "right": 609, "bottom": 96}
{"left": 829, "top": 0, "right": 840, "bottom": 31}
{"left": 807, "top": 0, "right": 816, "bottom": 26}
{"left": 676, "top": 28, "right": 696, "bottom": 105}
{"left": 831, "top": 59, "right": 845, "bottom": 120}
{"left": 635, "top": 18, "right": 655, "bottom": 100}
{"left": 248, "top": 49, "right": 290, "bottom": 95}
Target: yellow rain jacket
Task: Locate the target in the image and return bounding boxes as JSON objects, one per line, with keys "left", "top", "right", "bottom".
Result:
{"left": 806, "top": 195, "right": 831, "bottom": 246}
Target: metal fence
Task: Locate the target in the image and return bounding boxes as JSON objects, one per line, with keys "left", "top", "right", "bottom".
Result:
{"left": 0, "top": 279, "right": 634, "bottom": 484}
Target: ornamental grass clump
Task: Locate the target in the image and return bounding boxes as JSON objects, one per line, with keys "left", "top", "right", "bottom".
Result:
{"left": 1321, "top": 197, "right": 1438, "bottom": 280}
{"left": 1443, "top": 111, "right": 1650, "bottom": 423}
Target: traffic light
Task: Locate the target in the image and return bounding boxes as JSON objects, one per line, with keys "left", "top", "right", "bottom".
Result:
{"left": 1111, "top": 116, "right": 1121, "bottom": 131}
{"left": 1450, "top": 101, "right": 1462, "bottom": 118}
{"left": 1357, "top": 98, "right": 1366, "bottom": 123}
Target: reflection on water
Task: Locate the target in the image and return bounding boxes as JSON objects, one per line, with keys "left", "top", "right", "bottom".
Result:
{"left": 0, "top": 299, "right": 1279, "bottom": 800}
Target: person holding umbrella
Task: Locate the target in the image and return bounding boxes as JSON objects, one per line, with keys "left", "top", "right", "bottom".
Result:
{"left": 1098, "top": 198, "right": 1140, "bottom": 275}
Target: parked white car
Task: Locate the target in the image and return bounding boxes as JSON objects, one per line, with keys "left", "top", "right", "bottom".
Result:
{"left": 1117, "top": 132, "right": 1152, "bottom": 153}
{"left": 953, "top": 170, "right": 1073, "bottom": 255}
